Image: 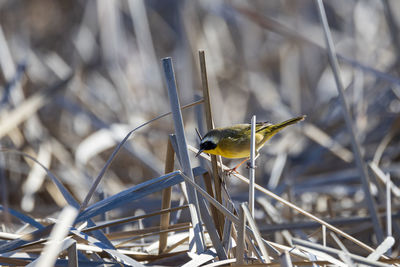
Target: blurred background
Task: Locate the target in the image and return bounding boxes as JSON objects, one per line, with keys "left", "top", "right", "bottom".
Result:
{"left": 1, "top": 0, "right": 400, "bottom": 249}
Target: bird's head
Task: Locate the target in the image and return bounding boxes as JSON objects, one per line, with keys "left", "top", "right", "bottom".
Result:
{"left": 196, "top": 131, "right": 219, "bottom": 157}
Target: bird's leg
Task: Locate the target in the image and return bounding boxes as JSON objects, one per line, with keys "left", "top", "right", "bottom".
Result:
{"left": 225, "top": 158, "right": 249, "bottom": 175}
{"left": 246, "top": 153, "right": 260, "bottom": 169}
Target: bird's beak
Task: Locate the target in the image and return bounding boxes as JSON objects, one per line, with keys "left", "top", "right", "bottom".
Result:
{"left": 195, "top": 148, "right": 205, "bottom": 157}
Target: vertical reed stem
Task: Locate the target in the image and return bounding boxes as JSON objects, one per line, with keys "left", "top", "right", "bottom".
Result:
{"left": 159, "top": 138, "right": 175, "bottom": 254}
{"left": 198, "top": 50, "right": 224, "bottom": 237}
{"left": 315, "top": 0, "right": 384, "bottom": 243}
{"left": 249, "top": 115, "right": 256, "bottom": 217}
{"left": 162, "top": 57, "right": 205, "bottom": 253}
{"left": 386, "top": 173, "right": 392, "bottom": 237}
{"left": 236, "top": 204, "right": 246, "bottom": 265}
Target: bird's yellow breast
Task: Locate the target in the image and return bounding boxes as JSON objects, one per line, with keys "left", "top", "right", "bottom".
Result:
{"left": 204, "top": 132, "right": 268, "bottom": 159}
{"left": 199, "top": 116, "right": 305, "bottom": 159}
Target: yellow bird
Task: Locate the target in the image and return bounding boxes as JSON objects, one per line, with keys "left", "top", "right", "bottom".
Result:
{"left": 196, "top": 115, "right": 306, "bottom": 171}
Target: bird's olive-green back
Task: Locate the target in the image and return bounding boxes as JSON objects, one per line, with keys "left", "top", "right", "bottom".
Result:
{"left": 204, "top": 123, "right": 273, "bottom": 158}
{"left": 201, "top": 116, "right": 305, "bottom": 159}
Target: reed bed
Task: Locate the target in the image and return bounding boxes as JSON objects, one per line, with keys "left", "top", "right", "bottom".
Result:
{"left": 0, "top": 0, "right": 399, "bottom": 266}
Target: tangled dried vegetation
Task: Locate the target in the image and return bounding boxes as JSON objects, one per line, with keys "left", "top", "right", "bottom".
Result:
{"left": 0, "top": 0, "right": 400, "bottom": 266}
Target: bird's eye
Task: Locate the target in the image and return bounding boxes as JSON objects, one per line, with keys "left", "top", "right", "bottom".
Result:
{"left": 200, "top": 141, "right": 217, "bottom": 150}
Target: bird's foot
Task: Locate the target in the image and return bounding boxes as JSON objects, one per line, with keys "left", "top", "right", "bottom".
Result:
{"left": 224, "top": 167, "right": 239, "bottom": 176}
{"left": 246, "top": 162, "right": 257, "bottom": 169}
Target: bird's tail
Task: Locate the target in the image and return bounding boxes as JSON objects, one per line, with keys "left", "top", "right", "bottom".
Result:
{"left": 255, "top": 115, "right": 306, "bottom": 145}
{"left": 270, "top": 115, "right": 306, "bottom": 132}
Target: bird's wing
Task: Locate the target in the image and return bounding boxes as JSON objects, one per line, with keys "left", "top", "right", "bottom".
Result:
{"left": 227, "top": 125, "right": 250, "bottom": 140}
{"left": 217, "top": 123, "right": 272, "bottom": 142}
{"left": 226, "top": 123, "right": 272, "bottom": 136}
{"left": 229, "top": 124, "right": 267, "bottom": 144}
{"left": 255, "top": 122, "right": 273, "bottom": 133}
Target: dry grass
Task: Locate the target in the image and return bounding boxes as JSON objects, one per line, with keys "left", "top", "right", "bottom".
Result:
{"left": 0, "top": 0, "right": 399, "bottom": 266}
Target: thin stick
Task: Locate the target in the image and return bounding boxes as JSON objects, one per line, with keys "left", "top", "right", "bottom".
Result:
{"left": 236, "top": 204, "right": 246, "bottom": 265}
{"left": 369, "top": 162, "right": 400, "bottom": 197}
{"left": 330, "top": 232, "right": 354, "bottom": 266}
{"left": 163, "top": 236, "right": 189, "bottom": 254}
{"left": 115, "top": 225, "right": 191, "bottom": 248}
{"left": 189, "top": 146, "right": 379, "bottom": 254}
{"left": 83, "top": 205, "right": 189, "bottom": 233}
{"left": 238, "top": 169, "right": 376, "bottom": 253}
{"left": 180, "top": 169, "right": 387, "bottom": 265}
{"left": 259, "top": 212, "right": 400, "bottom": 233}
{"left": 279, "top": 250, "right": 293, "bottom": 267}
{"left": 202, "top": 172, "right": 222, "bottom": 232}
{"left": 315, "top": 0, "right": 384, "bottom": 243}
{"left": 30, "top": 206, "right": 78, "bottom": 267}
{"left": 106, "top": 222, "right": 190, "bottom": 240}
{"left": 179, "top": 171, "right": 266, "bottom": 261}
{"left": 159, "top": 138, "right": 175, "bottom": 254}
{"left": 0, "top": 150, "right": 10, "bottom": 226}
{"left": 249, "top": 115, "right": 256, "bottom": 217}
{"left": 198, "top": 196, "right": 228, "bottom": 260}
{"left": 198, "top": 50, "right": 224, "bottom": 237}
{"left": 386, "top": 173, "right": 392, "bottom": 238}
{"left": 293, "top": 238, "right": 390, "bottom": 267}
{"left": 242, "top": 203, "right": 270, "bottom": 263}
{"left": 162, "top": 57, "right": 205, "bottom": 253}
{"left": 79, "top": 98, "right": 204, "bottom": 212}
{"left": 67, "top": 242, "right": 78, "bottom": 267}
{"left": 195, "top": 128, "right": 202, "bottom": 140}
{"left": 367, "top": 237, "right": 395, "bottom": 261}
